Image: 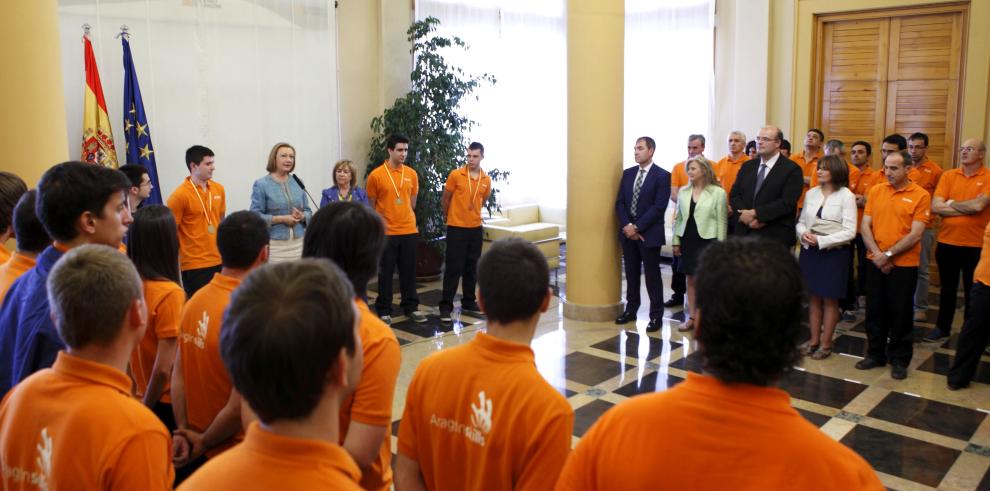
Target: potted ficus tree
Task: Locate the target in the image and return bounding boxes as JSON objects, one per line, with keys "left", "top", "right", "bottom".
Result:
{"left": 367, "top": 16, "right": 508, "bottom": 278}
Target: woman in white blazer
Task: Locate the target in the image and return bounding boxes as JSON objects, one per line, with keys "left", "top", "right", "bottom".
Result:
{"left": 672, "top": 156, "right": 727, "bottom": 332}
{"left": 796, "top": 155, "right": 857, "bottom": 359}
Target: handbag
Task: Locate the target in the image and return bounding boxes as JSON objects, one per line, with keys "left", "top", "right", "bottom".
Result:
{"left": 810, "top": 218, "right": 844, "bottom": 236}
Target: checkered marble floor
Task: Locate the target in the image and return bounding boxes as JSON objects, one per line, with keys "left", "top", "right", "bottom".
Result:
{"left": 372, "top": 260, "right": 990, "bottom": 491}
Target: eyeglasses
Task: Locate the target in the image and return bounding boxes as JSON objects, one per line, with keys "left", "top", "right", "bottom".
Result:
{"left": 960, "top": 147, "right": 982, "bottom": 153}
{"left": 754, "top": 137, "right": 778, "bottom": 143}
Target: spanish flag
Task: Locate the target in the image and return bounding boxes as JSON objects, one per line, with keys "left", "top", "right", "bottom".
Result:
{"left": 81, "top": 35, "right": 119, "bottom": 168}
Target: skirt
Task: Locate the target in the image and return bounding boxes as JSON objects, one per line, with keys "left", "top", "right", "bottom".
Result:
{"left": 799, "top": 244, "right": 850, "bottom": 299}
{"left": 268, "top": 235, "right": 304, "bottom": 263}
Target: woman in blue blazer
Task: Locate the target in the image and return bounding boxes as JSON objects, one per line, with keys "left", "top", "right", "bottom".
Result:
{"left": 250, "top": 142, "right": 312, "bottom": 262}
{"left": 320, "top": 160, "right": 369, "bottom": 207}
{"left": 672, "top": 156, "right": 727, "bottom": 332}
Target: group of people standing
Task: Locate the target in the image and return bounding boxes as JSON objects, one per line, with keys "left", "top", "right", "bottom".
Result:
{"left": 616, "top": 126, "right": 990, "bottom": 387}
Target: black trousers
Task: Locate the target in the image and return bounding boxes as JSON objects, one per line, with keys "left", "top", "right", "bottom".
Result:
{"left": 839, "top": 237, "right": 859, "bottom": 311}
{"left": 935, "top": 243, "right": 982, "bottom": 333}
{"left": 948, "top": 282, "right": 990, "bottom": 387}
{"left": 376, "top": 233, "right": 419, "bottom": 315}
{"left": 855, "top": 235, "right": 868, "bottom": 297}
{"left": 181, "top": 265, "right": 222, "bottom": 299}
{"left": 151, "top": 401, "right": 177, "bottom": 432}
{"left": 440, "top": 226, "right": 483, "bottom": 313}
{"left": 670, "top": 259, "right": 686, "bottom": 296}
{"left": 622, "top": 239, "right": 663, "bottom": 320}
{"left": 865, "top": 262, "right": 917, "bottom": 367}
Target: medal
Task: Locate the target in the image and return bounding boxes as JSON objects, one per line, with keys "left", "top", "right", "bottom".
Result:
{"left": 207, "top": 224, "right": 216, "bottom": 234}
{"left": 396, "top": 198, "right": 403, "bottom": 205}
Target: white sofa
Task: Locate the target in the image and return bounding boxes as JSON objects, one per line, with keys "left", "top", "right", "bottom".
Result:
{"left": 482, "top": 204, "right": 564, "bottom": 269}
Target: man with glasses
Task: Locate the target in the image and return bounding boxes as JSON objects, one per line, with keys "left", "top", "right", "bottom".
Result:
{"left": 729, "top": 126, "right": 804, "bottom": 246}
{"left": 907, "top": 133, "right": 943, "bottom": 323}
{"left": 925, "top": 140, "right": 990, "bottom": 342}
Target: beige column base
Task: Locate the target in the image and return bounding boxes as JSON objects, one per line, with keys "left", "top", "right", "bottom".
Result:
{"left": 561, "top": 297, "right": 623, "bottom": 323}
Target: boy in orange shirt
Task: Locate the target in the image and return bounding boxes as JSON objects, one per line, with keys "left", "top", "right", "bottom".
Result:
{"left": 0, "top": 172, "right": 26, "bottom": 265}
{"left": 0, "top": 245, "right": 174, "bottom": 490}
{"left": 396, "top": 238, "right": 573, "bottom": 491}
{"left": 303, "top": 201, "right": 401, "bottom": 491}
{"left": 171, "top": 211, "right": 269, "bottom": 479}
{"left": 848, "top": 141, "right": 881, "bottom": 305}
{"left": 440, "top": 141, "right": 492, "bottom": 323}
{"left": 167, "top": 145, "right": 226, "bottom": 298}
{"left": 179, "top": 259, "right": 364, "bottom": 490}
{"left": 947, "top": 220, "right": 990, "bottom": 390}
{"left": 555, "top": 238, "right": 883, "bottom": 491}
{"left": 0, "top": 191, "right": 51, "bottom": 303}
{"left": 366, "top": 134, "right": 426, "bottom": 324}
{"left": 859, "top": 150, "right": 931, "bottom": 380}
{"left": 906, "top": 132, "right": 943, "bottom": 322}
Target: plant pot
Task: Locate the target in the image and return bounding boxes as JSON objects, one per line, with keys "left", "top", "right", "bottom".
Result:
{"left": 416, "top": 239, "right": 443, "bottom": 281}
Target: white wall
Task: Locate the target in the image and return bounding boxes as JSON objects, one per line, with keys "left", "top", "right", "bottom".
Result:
{"left": 711, "top": 0, "right": 770, "bottom": 158}
{"left": 58, "top": 0, "right": 339, "bottom": 212}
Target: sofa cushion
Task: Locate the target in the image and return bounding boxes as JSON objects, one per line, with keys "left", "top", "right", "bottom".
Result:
{"left": 504, "top": 205, "right": 540, "bottom": 226}
{"left": 483, "top": 222, "right": 559, "bottom": 243}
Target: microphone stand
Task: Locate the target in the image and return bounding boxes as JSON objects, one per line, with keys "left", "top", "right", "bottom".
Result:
{"left": 292, "top": 174, "right": 320, "bottom": 209}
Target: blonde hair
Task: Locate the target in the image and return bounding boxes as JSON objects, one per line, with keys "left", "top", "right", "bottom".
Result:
{"left": 687, "top": 155, "right": 720, "bottom": 188}
{"left": 266, "top": 143, "right": 296, "bottom": 173}
{"left": 333, "top": 160, "right": 357, "bottom": 188}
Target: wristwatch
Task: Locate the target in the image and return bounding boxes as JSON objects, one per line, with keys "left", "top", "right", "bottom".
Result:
{"left": 884, "top": 251, "right": 893, "bottom": 258}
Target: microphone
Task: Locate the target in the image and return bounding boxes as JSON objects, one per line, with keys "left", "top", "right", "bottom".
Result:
{"left": 292, "top": 174, "right": 320, "bottom": 209}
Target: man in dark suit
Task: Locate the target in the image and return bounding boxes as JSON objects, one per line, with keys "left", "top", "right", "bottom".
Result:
{"left": 615, "top": 136, "right": 672, "bottom": 332}
{"left": 729, "top": 125, "right": 804, "bottom": 246}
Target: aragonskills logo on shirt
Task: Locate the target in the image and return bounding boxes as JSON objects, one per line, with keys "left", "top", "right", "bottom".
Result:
{"left": 181, "top": 311, "right": 209, "bottom": 349}
{"left": 471, "top": 391, "right": 493, "bottom": 435}
{"left": 428, "top": 390, "right": 493, "bottom": 448}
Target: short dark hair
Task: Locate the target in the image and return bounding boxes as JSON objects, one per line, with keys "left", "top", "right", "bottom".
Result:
{"left": 851, "top": 140, "right": 872, "bottom": 155}
{"left": 695, "top": 237, "right": 804, "bottom": 386}
{"left": 808, "top": 128, "right": 825, "bottom": 141}
{"left": 218, "top": 211, "right": 269, "bottom": 269}
{"left": 688, "top": 134, "right": 706, "bottom": 147}
{"left": 48, "top": 244, "right": 142, "bottom": 349}
{"left": 468, "top": 142, "right": 485, "bottom": 155}
{"left": 185, "top": 145, "right": 215, "bottom": 171}
{"left": 885, "top": 150, "right": 912, "bottom": 168}
{"left": 882, "top": 134, "right": 907, "bottom": 150}
{"left": 636, "top": 136, "right": 656, "bottom": 151}
{"left": 36, "top": 162, "right": 131, "bottom": 243}
{"left": 908, "top": 132, "right": 929, "bottom": 147}
{"left": 127, "top": 205, "right": 181, "bottom": 284}
{"left": 818, "top": 155, "right": 849, "bottom": 189}
{"left": 0, "top": 172, "right": 27, "bottom": 234}
{"left": 478, "top": 238, "right": 548, "bottom": 324}
{"left": 13, "top": 190, "right": 51, "bottom": 253}
{"left": 303, "top": 202, "right": 384, "bottom": 297}
{"left": 221, "top": 259, "right": 357, "bottom": 423}
{"left": 118, "top": 164, "right": 149, "bottom": 188}
{"left": 745, "top": 140, "right": 757, "bottom": 154}
{"left": 386, "top": 134, "right": 410, "bottom": 150}
{"left": 781, "top": 139, "right": 792, "bottom": 152}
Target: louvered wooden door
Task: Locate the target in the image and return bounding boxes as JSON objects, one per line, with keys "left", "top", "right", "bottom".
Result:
{"left": 814, "top": 6, "right": 966, "bottom": 168}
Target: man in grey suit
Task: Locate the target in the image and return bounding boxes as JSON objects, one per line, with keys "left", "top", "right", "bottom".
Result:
{"left": 729, "top": 125, "right": 804, "bottom": 247}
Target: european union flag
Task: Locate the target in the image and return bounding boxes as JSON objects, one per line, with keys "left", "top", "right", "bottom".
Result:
{"left": 121, "top": 35, "right": 162, "bottom": 205}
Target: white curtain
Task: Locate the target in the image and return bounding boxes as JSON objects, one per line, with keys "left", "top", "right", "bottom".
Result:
{"left": 416, "top": 0, "right": 567, "bottom": 207}
{"left": 57, "top": 0, "right": 339, "bottom": 212}
{"left": 624, "top": 0, "right": 715, "bottom": 171}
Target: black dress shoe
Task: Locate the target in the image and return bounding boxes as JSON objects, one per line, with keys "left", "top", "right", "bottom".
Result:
{"left": 615, "top": 312, "right": 637, "bottom": 325}
{"left": 854, "top": 358, "right": 885, "bottom": 370}
{"left": 890, "top": 365, "right": 908, "bottom": 380}
{"left": 645, "top": 318, "right": 661, "bottom": 332}
{"left": 947, "top": 381, "right": 968, "bottom": 391}
{"left": 663, "top": 295, "right": 684, "bottom": 308}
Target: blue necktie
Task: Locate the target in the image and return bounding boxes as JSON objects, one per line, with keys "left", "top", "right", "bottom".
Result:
{"left": 754, "top": 163, "right": 768, "bottom": 196}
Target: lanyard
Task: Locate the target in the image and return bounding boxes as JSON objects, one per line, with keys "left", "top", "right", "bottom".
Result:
{"left": 188, "top": 179, "right": 214, "bottom": 228}
{"left": 385, "top": 164, "right": 405, "bottom": 199}
{"left": 466, "top": 166, "right": 482, "bottom": 207}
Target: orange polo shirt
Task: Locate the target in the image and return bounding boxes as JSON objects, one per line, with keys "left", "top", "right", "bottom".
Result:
{"left": 178, "top": 273, "right": 243, "bottom": 457}
{"left": 341, "top": 299, "right": 401, "bottom": 491}
{"left": 933, "top": 166, "right": 990, "bottom": 247}
{"left": 671, "top": 161, "right": 688, "bottom": 188}
{"left": 131, "top": 279, "right": 184, "bottom": 404}
{"left": 167, "top": 177, "right": 226, "bottom": 271}
{"left": 973, "top": 221, "right": 990, "bottom": 287}
{"left": 555, "top": 372, "right": 882, "bottom": 491}
{"left": 178, "top": 422, "right": 362, "bottom": 490}
{"left": 792, "top": 150, "right": 823, "bottom": 208}
{"left": 851, "top": 166, "right": 883, "bottom": 228}
{"left": 715, "top": 154, "right": 748, "bottom": 195}
{"left": 366, "top": 162, "right": 419, "bottom": 236}
{"left": 908, "top": 158, "right": 943, "bottom": 196}
{"left": 398, "top": 332, "right": 573, "bottom": 491}
{"left": 0, "top": 252, "right": 35, "bottom": 304}
{"left": 444, "top": 166, "right": 492, "bottom": 228}
{"left": 865, "top": 181, "right": 932, "bottom": 267}
{"left": 0, "top": 352, "right": 174, "bottom": 490}
{"left": 0, "top": 247, "right": 9, "bottom": 265}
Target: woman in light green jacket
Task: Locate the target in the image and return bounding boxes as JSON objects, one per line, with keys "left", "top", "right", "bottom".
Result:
{"left": 672, "top": 156, "right": 727, "bottom": 332}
